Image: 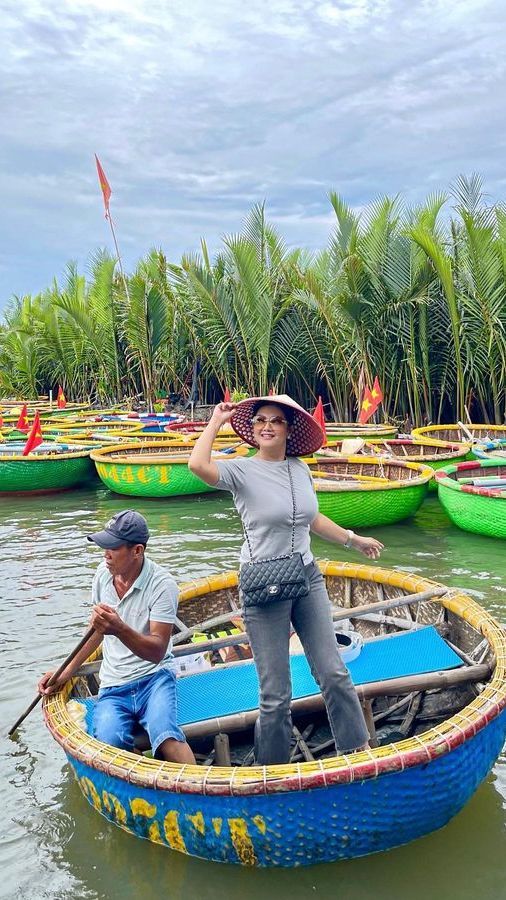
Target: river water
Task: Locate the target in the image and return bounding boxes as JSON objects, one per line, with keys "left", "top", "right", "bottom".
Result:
{"left": 1, "top": 484, "right": 505, "bottom": 899}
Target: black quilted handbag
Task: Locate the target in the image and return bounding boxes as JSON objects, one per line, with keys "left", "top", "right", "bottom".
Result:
{"left": 239, "top": 460, "right": 310, "bottom": 608}
{"left": 240, "top": 551, "right": 309, "bottom": 607}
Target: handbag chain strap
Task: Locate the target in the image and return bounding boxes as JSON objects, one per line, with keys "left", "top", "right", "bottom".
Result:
{"left": 243, "top": 458, "right": 297, "bottom": 563}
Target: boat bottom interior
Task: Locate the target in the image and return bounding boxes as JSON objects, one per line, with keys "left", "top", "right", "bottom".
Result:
{"left": 69, "top": 577, "right": 494, "bottom": 768}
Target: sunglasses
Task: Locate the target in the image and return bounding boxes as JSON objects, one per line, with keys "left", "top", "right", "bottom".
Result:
{"left": 251, "top": 415, "right": 288, "bottom": 426}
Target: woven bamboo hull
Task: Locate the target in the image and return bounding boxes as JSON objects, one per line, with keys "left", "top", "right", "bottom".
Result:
{"left": 412, "top": 424, "right": 506, "bottom": 445}
{"left": 64, "top": 717, "right": 505, "bottom": 865}
{"left": 93, "top": 458, "right": 215, "bottom": 497}
{"left": 316, "top": 482, "right": 428, "bottom": 527}
{"left": 438, "top": 488, "right": 506, "bottom": 538}
{"left": 0, "top": 453, "right": 93, "bottom": 493}
{"left": 332, "top": 440, "right": 471, "bottom": 493}
{"left": 326, "top": 424, "right": 397, "bottom": 442}
{"left": 436, "top": 460, "right": 506, "bottom": 539}
{"left": 43, "top": 563, "right": 506, "bottom": 866}
{"left": 307, "top": 457, "right": 432, "bottom": 527}
{"left": 90, "top": 441, "right": 250, "bottom": 497}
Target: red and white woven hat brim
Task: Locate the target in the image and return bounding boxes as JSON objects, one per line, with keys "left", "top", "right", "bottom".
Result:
{"left": 230, "top": 394, "right": 324, "bottom": 457}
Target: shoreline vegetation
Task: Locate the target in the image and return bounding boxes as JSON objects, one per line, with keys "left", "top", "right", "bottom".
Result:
{"left": 1, "top": 175, "right": 505, "bottom": 426}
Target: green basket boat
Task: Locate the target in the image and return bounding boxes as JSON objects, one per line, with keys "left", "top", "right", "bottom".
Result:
{"left": 319, "top": 438, "right": 471, "bottom": 492}
{"left": 435, "top": 459, "right": 506, "bottom": 539}
{"left": 114, "top": 429, "right": 192, "bottom": 443}
{"left": 412, "top": 423, "right": 506, "bottom": 447}
{"left": 44, "top": 420, "right": 143, "bottom": 436}
{"left": 0, "top": 401, "right": 91, "bottom": 418}
{"left": 306, "top": 455, "right": 433, "bottom": 527}
{"left": 90, "top": 441, "right": 248, "bottom": 498}
{"left": 324, "top": 423, "right": 397, "bottom": 443}
{"left": 0, "top": 442, "right": 94, "bottom": 494}
{"left": 1, "top": 429, "right": 59, "bottom": 443}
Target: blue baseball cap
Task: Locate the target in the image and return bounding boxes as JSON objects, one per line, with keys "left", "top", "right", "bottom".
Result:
{"left": 87, "top": 510, "right": 150, "bottom": 549}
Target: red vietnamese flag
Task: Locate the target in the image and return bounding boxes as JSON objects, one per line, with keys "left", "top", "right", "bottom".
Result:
{"left": 371, "top": 376, "right": 384, "bottom": 408}
{"left": 0, "top": 409, "right": 3, "bottom": 429}
{"left": 312, "top": 396, "right": 327, "bottom": 445}
{"left": 223, "top": 387, "right": 231, "bottom": 403}
{"left": 16, "top": 403, "right": 30, "bottom": 432}
{"left": 57, "top": 385, "right": 67, "bottom": 409}
{"left": 22, "top": 411, "right": 43, "bottom": 455}
{"left": 95, "top": 154, "right": 112, "bottom": 219}
{"left": 358, "top": 386, "right": 375, "bottom": 424}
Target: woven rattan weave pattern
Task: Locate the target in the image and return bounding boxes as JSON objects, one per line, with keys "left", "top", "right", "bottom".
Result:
{"left": 436, "top": 458, "right": 506, "bottom": 538}
{"left": 306, "top": 456, "right": 432, "bottom": 527}
{"left": 90, "top": 441, "right": 246, "bottom": 497}
{"left": 0, "top": 449, "right": 94, "bottom": 493}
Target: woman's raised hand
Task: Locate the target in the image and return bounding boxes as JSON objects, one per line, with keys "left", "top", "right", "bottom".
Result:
{"left": 210, "top": 402, "right": 237, "bottom": 427}
{"left": 353, "top": 535, "right": 384, "bottom": 560}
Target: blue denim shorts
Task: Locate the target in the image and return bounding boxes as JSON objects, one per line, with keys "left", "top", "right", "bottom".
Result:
{"left": 93, "top": 667, "right": 186, "bottom": 757}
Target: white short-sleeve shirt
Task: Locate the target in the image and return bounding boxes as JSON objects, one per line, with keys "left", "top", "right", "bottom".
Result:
{"left": 92, "top": 557, "right": 179, "bottom": 688}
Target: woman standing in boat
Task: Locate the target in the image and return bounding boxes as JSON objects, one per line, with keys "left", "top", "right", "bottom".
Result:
{"left": 189, "top": 395, "right": 384, "bottom": 765}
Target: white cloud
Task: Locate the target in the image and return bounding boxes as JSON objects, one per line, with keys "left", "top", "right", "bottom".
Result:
{"left": 0, "top": 0, "right": 505, "bottom": 301}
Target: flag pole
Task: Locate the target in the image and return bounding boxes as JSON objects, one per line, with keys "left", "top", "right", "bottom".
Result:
{"left": 94, "top": 154, "right": 130, "bottom": 302}
{"left": 107, "top": 211, "right": 130, "bottom": 302}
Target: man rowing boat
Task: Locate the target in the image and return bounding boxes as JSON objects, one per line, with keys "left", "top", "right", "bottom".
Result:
{"left": 38, "top": 509, "right": 195, "bottom": 764}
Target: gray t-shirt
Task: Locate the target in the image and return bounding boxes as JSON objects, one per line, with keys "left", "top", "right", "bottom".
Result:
{"left": 215, "top": 456, "right": 318, "bottom": 565}
{"left": 91, "top": 557, "right": 178, "bottom": 688}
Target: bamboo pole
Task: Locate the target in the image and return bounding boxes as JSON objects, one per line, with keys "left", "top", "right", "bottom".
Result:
{"left": 107, "top": 212, "right": 130, "bottom": 303}
{"left": 75, "top": 587, "right": 452, "bottom": 681}
{"left": 171, "top": 586, "right": 450, "bottom": 658}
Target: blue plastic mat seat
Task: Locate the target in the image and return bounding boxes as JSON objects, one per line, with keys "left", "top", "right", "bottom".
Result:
{"left": 78, "top": 626, "right": 462, "bottom": 731}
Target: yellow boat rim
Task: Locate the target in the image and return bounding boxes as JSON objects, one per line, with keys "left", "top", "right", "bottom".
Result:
{"left": 306, "top": 455, "right": 434, "bottom": 490}
{"left": 43, "top": 561, "right": 506, "bottom": 795}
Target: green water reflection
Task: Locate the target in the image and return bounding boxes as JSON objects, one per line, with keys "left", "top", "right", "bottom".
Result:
{"left": 1, "top": 487, "right": 505, "bottom": 899}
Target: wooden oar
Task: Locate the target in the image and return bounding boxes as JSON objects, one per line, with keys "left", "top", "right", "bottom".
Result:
{"left": 364, "top": 440, "right": 394, "bottom": 456}
{"left": 457, "top": 420, "right": 477, "bottom": 444}
{"left": 8, "top": 627, "right": 95, "bottom": 737}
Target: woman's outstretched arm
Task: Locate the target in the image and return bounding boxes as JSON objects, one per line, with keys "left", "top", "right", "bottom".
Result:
{"left": 310, "top": 512, "right": 384, "bottom": 560}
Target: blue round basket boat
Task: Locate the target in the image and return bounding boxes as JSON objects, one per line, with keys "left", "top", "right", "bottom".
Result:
{"left": 43, "top": 562, "right": 506, "bottom": 867}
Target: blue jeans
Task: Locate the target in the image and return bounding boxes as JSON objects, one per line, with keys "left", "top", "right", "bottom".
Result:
{"left": 93, "top": 668, "right": 186, "bottom": 757}
{"left": 243, "top": 561, "right": 369, "bottom": 764}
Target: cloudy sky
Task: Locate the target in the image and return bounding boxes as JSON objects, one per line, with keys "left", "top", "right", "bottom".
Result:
{"left": 1, "top": 0, "right": 505, "bottom": 307}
